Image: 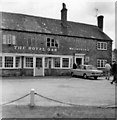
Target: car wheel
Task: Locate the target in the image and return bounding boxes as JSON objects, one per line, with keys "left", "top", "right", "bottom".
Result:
{"left": 83, "top": 74, "right": 87, "bottom": 79}
{"left": 71, "top": 72, "right": 74, "bottom": 77}
{"left": 94, "top": 77, "right": 98, "bottom": 80}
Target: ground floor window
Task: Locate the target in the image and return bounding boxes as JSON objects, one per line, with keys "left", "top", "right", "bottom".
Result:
{"left": 53, "top": 57, "right": 60, "bottom": 68}
{"left": 5, "top": 56, "right": 13, "bottom": 68}
{"left": 25, "top": 57, "right": 33, "bottom": 68}
{"left": 45, "top": 58, "right": 49, "bottom": 68}
{"left": 62, "top": 58, "right": 69, "bottom": 68}
{"left": 0, "top": 57, "right": 2, "bottom": 67}
{"left": 1, "top": 55, "right": 73, "bottom": 69}
{"left": 15, "top": 56, "right": 21, "bottom": 68}
{"left": 97, "top": 59, "right": 107, "bottom": 68}
{"left": 70, "top": 58, "right": 73, "bottom": 68}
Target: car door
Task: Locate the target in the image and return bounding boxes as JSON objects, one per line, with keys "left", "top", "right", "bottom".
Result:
{"left": 76, "top": 65, "right": 83, "bottom": 76}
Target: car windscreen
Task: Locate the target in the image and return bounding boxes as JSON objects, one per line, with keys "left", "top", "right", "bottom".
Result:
{"left": 86, "top": 65, "right": 97, "bottom": 70}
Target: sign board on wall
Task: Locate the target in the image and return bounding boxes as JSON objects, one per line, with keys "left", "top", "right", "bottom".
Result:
{"left": 85, "top": 56, "right": 90, "bottom": 63}
{"left": 14, "top": 46, "right": 57, "bottom": 52}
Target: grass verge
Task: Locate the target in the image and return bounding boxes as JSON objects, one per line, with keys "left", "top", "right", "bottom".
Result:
{"left": 0, "top": 105, "right": 116, "bottom": 118}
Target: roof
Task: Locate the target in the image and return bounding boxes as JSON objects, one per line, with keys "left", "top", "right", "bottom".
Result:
{"left": 0, "top": 12, "right": 112, "bottom": 41}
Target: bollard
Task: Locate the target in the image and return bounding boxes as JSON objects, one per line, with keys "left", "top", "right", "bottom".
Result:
{"left": 30, "top": 89, "right": 35, "bottom": 107}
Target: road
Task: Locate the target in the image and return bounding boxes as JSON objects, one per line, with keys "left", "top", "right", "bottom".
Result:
{"left": 0, "top": 76, "right": 115, "bottom": 106}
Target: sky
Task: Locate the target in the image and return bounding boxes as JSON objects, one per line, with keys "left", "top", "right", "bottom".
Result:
{"left": 0, "top": 0, "right": 116, "bottom": 49}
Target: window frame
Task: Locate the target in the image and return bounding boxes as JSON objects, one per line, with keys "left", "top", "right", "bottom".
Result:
{"left": 97, "top": 42, "right": 107, "bottom": 50}
{"left": 97, "top": 59, "right": 107, "bottom": 68}
{"left": 53, "top": 57, "right": 61, "bottom": 68}
{"left": 15, "top": 56, "right": 21, "bottom": 68}
{"left": 24, "top": 57, "right": 33, "bottom": 68}
{"left": 46, "top": 37, "right": 59, "bottom": 48}
{"left": 0, "top": 56, "right": 2, "bottom": 68}
{"left": 62, "top": 58, "right": 69, "bottom": 68}
{"left": 2, "top": 34, "right": 16, "bottom": 45}
{"left": 4, "top": 56, "right": 14, "bottom": 68}
{"left": 45, "top": 57, "right": 49, "bottom": 68}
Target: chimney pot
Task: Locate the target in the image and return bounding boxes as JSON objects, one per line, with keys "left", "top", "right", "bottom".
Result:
{"left": 63, "top": 3, "right": 66, "bottom": 9}
{"left": 97, "top": 15, "right": 104, "bottom": 31}
{"left": 61, "top": 3, "right": 67, "bottom": 27}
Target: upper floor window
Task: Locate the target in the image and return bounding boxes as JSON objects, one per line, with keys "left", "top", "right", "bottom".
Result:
{"left": 97, "top": 42, "right": 107, "bottom": 50}
{"left": 97, "top": 59, "right": 107, "bottom": 68}
{"left": 47, "top": 38, "right": 59, "bottom": 48}
{"left": 3, "top": 34, "right": 16, "bottom": 45}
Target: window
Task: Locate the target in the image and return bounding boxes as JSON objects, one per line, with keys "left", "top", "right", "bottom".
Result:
{"left": 97, "top": 42, "right": 107, "bottom": 50}
{"left": 97, "top": 59, "right": 107, "bottom": 68}
{"left": 25, "top": 57, "right": 33, "bottom": 68}
{"left": 62, "top": 58, "right": 69, "bottom": 68}
{"left": 3, "top": 34, "right": 16, "bottom": 45}
{"left": 16, "top": 57, "right": 21, "bottom": 68}
{"left": 0, "top": 57, "right": 2, "bottom": 67}
{"left": 5, "top": 56, "right": 13, "bottom": 68}
{"left": 51, "top": 39, "right": 55, "bottom": 47}
{"left": 53, "top": 58, "right": 60, "bottom": 68}
{"left": 70, "top": 58, "right": 73, "bottom": 68}
{"left": 45, "top": 58, "right": 48, "bottom": 68}
{"left": 47, "top": 38, "right": 50, "bottom": 47}
{"left": 46, "top": 38, "right": 59, "bottom": 48}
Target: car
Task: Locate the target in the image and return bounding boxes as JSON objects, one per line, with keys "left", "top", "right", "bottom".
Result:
{"left": 71, "top": 64, "right": 103, "bottom": 79}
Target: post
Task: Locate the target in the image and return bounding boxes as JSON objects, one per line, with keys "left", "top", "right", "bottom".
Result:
{"left": 30, "top": 89, "right": 35, "bottom": 107}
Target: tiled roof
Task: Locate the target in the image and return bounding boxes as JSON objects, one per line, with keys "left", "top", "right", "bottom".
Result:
{"left": 0, "top": 12, "right": 112, "bottom": 40}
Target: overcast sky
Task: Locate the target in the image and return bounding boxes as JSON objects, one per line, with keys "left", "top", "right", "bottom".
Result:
{"left": 0, "top": 0, "right": 116, "bottom": 49}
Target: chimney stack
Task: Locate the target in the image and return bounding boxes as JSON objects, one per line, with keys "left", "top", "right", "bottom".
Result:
{"left": 97, "top": 15, "right": 104, "bottom": 31}
{"left": 61, "top": 3, "right": 67, "bottom": 27}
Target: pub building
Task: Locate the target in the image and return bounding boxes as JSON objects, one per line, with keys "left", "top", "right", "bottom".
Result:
{"left": 0, "top": 3, "right": 112, "bottom": 76}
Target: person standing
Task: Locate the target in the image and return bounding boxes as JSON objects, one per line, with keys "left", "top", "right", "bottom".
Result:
{"left": 73, "top": 63, "right": 77, "bottom": 69}
{"left": 110, "top": 60, "right": 117, "bottom": 84}
{"left": 105, "top": 61, "right": 111, "bottom": 80}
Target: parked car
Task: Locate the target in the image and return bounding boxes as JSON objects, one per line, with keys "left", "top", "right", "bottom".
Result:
{"left": 71, "top": 65, "right": 103, "bottom": 79}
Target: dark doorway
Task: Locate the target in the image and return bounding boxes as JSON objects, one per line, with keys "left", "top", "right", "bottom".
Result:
{"left": 76, "top": 58, "right": 82, "bottom": 66}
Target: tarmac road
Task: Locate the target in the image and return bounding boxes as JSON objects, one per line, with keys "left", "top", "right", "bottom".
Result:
{"left": 0, "top": 76, "right": 115, "bottom": 107}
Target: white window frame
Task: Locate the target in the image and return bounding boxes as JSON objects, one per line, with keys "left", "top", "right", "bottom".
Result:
{"left": 0, "top": 55, "right": 21, "bottom": 69}
{"left": 0, "top": 56, "right": 2, "bottom": 68}
{"left": 53, "top": 57, "right": 61, "bottom": 68}
{"left": 4, "top": 56, "right": 15, "bottom": 69}
{"left": 45, "top": 57, "right": 49, "bottom": 68}
{"left": 15, "top": 56, "right": 21, "bottom": 68}
{"left": 97, "top": 59, "right": 107, "bottom": 68}
{"left": 3, "top": 35, "right": 7, "bottom": 44}
{"left": 24, "top": 57, "right": 33, "bottom": 68}
{"left": 70, "top": 58, "right": 73, "bottom": 68}
{"left": 62, "top": 58, "right": 70, "bottom": 69}
{"left": 97, "top": 42, "right": 107, "bottom": 50}
{"left": 2, "top": 34, "right": 16, "bottom": 45}
{"left": 46, "top": 37, "right": 59, "bottom": 48}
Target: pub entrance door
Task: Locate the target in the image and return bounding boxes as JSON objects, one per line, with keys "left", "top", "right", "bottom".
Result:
{"left": 34, "top": 57, "right": 44, "bottom": 76}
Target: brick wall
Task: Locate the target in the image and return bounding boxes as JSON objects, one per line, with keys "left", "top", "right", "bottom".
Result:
{"left": 1, "top": 30, "right": 112, "bottom": 76}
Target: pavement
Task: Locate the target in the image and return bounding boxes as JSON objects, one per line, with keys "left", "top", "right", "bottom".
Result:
{"left": 0, "top": 76, "right": 116, "bottom": 107}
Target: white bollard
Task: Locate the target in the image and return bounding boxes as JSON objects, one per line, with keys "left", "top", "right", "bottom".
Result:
{"left": 30, "top": 89, "right": 35, "bottom": 107}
